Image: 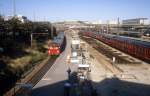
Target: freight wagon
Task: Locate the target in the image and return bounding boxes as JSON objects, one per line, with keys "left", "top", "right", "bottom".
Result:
{"left": 81, "top": 32, "right": 150, "bottom": 63}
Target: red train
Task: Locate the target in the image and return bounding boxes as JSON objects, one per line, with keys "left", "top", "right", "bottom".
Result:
{"left": 48, "top": 32, "right": 66, "bottom": 55}
{"left": 81, "top": 32, "right": 150, "bottom": 63}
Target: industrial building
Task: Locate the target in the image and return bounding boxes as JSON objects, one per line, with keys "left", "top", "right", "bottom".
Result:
{"left": 122, "top": 18, "right": 149, "bottom": 25}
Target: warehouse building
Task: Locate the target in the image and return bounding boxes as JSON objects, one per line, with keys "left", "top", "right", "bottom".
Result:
{"left": 122, "top": 18, "right": 149, "bottom": 25}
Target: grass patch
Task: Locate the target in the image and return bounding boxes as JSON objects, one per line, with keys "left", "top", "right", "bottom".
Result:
{"left": 0, "top": 40, "right": 49, "bottom": 79}
{"left": 8, "top": 48, "right": 48, "bottom": 76}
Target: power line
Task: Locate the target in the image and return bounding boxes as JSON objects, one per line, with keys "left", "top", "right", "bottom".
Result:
{"left": 33, "top": 12, "right": 36, "bottom": 21}
{"left": 13, "top": 0, "right": 16, "bottom": 16}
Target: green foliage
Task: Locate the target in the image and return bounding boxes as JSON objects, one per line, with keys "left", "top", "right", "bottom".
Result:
{"left": 0, "top": 15, "right": 58, "bottom": 95}
{"left": 0, "top": 16, "right": 4, "bottom": 23}
{"left": 51, "top": 55, "right": 59, "bottom": 59}
{"left": 0, "top": 17, "right": 55, "bottom": 82}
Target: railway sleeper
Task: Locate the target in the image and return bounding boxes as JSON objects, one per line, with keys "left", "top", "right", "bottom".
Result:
{"left": 82, "top": 37, "right": 134, "bottom": 64}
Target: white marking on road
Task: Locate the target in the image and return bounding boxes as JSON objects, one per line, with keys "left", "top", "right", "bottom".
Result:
{"left": 42, "top": 77, "right": 51, "bottom": 81}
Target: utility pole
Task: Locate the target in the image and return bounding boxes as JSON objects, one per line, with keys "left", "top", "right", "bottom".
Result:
{"left": 13, "top": 0, "right": 16, "bottom": 16}
{"left": 107, "top": 20, "right": 109, "bottom": 34}
{"left": 31, "top": 11, "right": 36, "bottom": 48}
{"left": 117, "top": 17, "right": 120, "bottom": 36}
{"left": 43, "top": 16, "right": 46, "bottom": 21}
{"left": 31, "top": 33, "right": 33, "bottom": 47}
{"left": 51, "top": 24, "right": 53, "bottom": 39}
{"left": 0, "top": 3, "right": 2, "bottom": 15}
{"left": 33, "top": 12, "right": 36, "bottom": 22}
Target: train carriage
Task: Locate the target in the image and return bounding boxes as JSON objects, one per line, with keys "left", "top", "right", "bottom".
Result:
{"left": 81, "top": 31, "right": 150, "bottom": 63}
{"left": 48, "top": 32, "right": 66, "bottom": 55}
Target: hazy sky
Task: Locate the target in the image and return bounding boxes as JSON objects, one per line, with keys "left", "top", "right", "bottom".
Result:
{"left": 0, "top": 0, "right": 150, "bottom": 21}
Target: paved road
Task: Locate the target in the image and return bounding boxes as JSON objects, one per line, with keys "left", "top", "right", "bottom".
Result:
{"left": 32, "top": 32, "right": 77, "bottom": 96}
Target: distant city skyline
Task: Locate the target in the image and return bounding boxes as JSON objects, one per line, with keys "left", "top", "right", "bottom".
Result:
{"left": 0, "top": 0, "right": 150, "bottom": 22}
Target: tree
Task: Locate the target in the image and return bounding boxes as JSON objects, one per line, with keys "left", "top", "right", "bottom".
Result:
{"left": 0, "top": 15, "right": 4, "bottom": 23}
{"left": 53, "top": 26, "right": 57, "bottom": 37}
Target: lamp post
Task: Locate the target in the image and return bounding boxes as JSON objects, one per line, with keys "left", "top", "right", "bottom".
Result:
{"left": 51, "top": 24, "right": 53, "bottom": 39}
{"left": 107, "top": 20, "right": 109, "bottom": 34}
{"left": 30, "top": 33, "right": 33, "bottom": 47}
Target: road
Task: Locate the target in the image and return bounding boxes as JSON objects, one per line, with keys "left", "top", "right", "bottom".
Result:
{"left": 32, "top": 32, "right": 77, "bottom": 96}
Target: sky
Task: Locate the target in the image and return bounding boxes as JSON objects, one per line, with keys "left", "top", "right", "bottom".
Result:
{"left": 0, "top": 0, "right": 150, "bottom": 22}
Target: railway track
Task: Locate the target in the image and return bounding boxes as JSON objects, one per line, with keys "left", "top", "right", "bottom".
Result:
{"left": 16, "top": 58, "right": 56, "bottom": 95}
{"left": 80, "top": 36, "right": 142, "bottom": 65}
{"left": 4, "top": 57, "right": 57, "bottom": 96}
{"left": 80, "top": 36, "right": 122, "bottom": 74}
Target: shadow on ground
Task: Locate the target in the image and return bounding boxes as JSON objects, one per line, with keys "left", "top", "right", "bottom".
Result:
{"left": 31, "top": 72, "right": 78, "bottom": 96}
{"left": 31, "top": 72, "right": 150, "bottom": 96}
{"left": 93, "top": 77, "right": 150, "bottom": 96}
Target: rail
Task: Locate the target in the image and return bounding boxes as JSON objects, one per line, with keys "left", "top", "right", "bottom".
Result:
{"left": 3, "top": 56, "right": 56, "bottom": 96}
